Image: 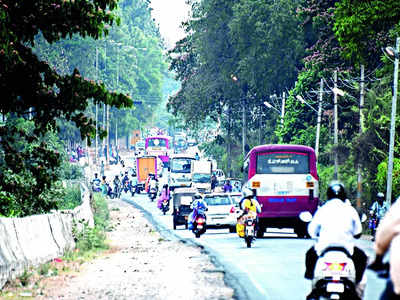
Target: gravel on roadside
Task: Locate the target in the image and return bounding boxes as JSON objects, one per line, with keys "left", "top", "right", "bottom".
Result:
{"left": 37, "top": 198, "right": 235, "bottom": 300}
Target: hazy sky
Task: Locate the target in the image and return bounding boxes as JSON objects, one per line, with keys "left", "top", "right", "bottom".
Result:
{"left": 150, "top": 0, "right": 190, "bottom": 49}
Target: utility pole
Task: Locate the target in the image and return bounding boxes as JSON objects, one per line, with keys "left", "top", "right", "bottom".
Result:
{"left": 258, "top": 105, "right": 262, "bottom": 144}
{"left": 356, "top": 65, "right": 365, "bottom": 209}
{"left": 242, "top": 97, "right": 247, "bottom": 157}
{"left": 281, "top": 92, "right": 286, "bottom": 127}
{"left": 333, "top": 70, "right": 339, "bottom": 180}
{"left": 106, "top": 105, "right": 110, "bottom": 165}
{"left": 315, "top": 79, "right": 323, "bottom": 159}
{"left": 95, "top": 46, "right": 99, "bottom": 165}
{"left": 227, "top": 106, "right": 232, "bottom": 177}
{"left": 115, "top": 45, "right": 120, "bottom": 149}
{"left": 386, "top": 37, "right": 400, "bottom": 207}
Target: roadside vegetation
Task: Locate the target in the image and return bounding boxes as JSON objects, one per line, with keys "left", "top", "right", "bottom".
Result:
{"left": 168, "top": 0, "right": 400, "bottom": 208}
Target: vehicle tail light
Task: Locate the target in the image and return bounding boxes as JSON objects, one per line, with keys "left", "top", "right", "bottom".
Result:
{"left": 230, "top": 206, "right": 236, "bottom": 213}
{"left": 252, "top": 181, "right": 261, "bottom": 188}
{"left": 197, "top": 217, "right": 205, "bottom": 224}
{"left": 325, "top": 262, "right": 346, "bottom": 271}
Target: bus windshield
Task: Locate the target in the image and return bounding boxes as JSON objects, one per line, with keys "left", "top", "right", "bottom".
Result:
{"left": 171, "top": 158, "right": 193, "bottom": 173}
{"left": 147, "top": 138, "right": 167, "bottom": 147}
{"left": 256, "top": 152, "right": 309, "bottom": 174}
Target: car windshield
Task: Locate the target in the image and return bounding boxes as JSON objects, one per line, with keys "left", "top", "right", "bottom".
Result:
{"left": 193, "top": 173, "right": 211, "bottom": 183}
{"left": 171, "top": 158, "right": 193, "bottom": 173}
{"left": 205, "top": 196, "right": 231, "bottom": 206}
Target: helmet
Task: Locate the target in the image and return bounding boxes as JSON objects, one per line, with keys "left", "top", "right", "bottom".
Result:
{"left": 242, "top": 187, "right": 254, "bottom": 198}
{"left": 377, "top": 192, "right": 384, "bottom": 199}
{"left": 327, "top": 182, "right": 346, "bottom": 201}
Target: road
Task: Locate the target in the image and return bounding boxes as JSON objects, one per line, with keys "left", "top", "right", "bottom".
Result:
{"left": 117, "top": 191, "right": 385, "bottom": 300}
{"left": 109, "top": 156, "right": 386, "bottom": 299}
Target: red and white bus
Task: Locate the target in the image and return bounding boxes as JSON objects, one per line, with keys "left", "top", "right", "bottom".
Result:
{"left": 145, "top": 136, "right": 171, "bottom": 167}
{"left": 243, "top": 144, "right": 319, "bottom": 237}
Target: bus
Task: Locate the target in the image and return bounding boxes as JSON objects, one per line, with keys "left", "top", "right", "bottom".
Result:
{"left": 145, "top": 136, "right": 171, "bottom": 167}
{"left": 243, "top": 144, "right": 319, "bottom": 238}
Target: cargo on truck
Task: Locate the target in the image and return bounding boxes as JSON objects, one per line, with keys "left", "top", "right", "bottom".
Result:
{"left": 136, "top": 155, "right": 163, "bottom": 192}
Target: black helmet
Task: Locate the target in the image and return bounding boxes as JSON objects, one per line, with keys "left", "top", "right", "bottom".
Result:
{"left": 327, "top": 182, "right": 346, "bottom": 201}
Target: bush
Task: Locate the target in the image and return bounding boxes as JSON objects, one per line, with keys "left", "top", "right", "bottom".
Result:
{"left": 72, "top": 192, "right": 109, "bottom": 252}
{"left": 58, "top": 184, "right": 81, "bottom": 210}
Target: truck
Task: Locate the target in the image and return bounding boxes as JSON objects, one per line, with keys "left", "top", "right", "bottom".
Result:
{"left": 129, "top": 130, "right": 141, "bottom": 150}
{"left": 168, "top": 154, "right": 195, "bottom": 190}
{"left": 136, "top": 155, "right": 163, "bottom": 192}
{"left": 191, "top": 160, "right": 212, "bottom": 193}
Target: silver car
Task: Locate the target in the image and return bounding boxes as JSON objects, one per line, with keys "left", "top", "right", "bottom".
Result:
{"left": 203, "top": 193, "right": 237, "bottom": 231}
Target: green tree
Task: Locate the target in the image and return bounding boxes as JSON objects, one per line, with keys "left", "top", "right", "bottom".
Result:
{"left": 0, "top": 0, "right": 134, "bottom": 215}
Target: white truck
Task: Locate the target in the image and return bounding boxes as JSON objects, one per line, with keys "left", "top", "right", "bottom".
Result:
{"left": 191, "top": 160, "right": 212, "bottom": 193}
{"left": 168, "top": 154, "right": 195, "bottom": 190}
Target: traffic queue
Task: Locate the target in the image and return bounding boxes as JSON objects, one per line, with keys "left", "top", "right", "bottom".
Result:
{"left": 91, "top": 131, "right": 400, "bottom": 300}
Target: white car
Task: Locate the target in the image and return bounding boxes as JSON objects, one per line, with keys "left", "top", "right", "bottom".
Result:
{"left": 214, "top": 169, "right": 225, "bottom": 186}
{"left": 203, "top": 193, "right": 238, "bottom": 232}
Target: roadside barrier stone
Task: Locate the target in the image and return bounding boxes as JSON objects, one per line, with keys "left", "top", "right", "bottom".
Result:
{"left": 0, "top": 182, "right": 94, "bottom": 289}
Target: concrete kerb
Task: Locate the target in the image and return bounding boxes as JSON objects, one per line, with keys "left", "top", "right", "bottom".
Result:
{"left": 13, "top": 215, "right": 60, "bottom": 267}
{"left": 0, "top": 218, "right": 27, "bottom": 287}
{"left": 122, "top": 197, "right": 253, "bottom": 300}
{"left": 0, "top": 181, "right": 94, "bottom": 290}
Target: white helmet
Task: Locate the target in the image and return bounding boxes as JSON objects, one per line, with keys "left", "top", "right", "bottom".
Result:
{"left": 242, "top": 187, "right": 254, "bottom": 198}
{"left": 377, "top": 192, "right": 384, "bottom": 198}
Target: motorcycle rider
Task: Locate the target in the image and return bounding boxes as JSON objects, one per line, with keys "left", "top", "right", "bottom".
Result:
{"left": 91, "top": 173, "right": 101, "bottom": 192}
{"left": 237, "top": 188, "right": 261, "bottom": 231}
{"left": 157, "top": 184, "right": 170, "bottom": 210}
{"left": 370, "top": 192, "right": 388, "bottom": 240}
{"left": 188, "top": 194, "right": 208, "bottom": 230}
{"left": 113, "top": 175, "right": 121, "bottom": 198}
{"left": 223, "top": 180, "right": 233, "bottom": 193}
{"left": 368, "top": 196, "right": 400, "bottom": 299}
{"left": 304, "top": 182, "right": 368, "bottom": 299}
{"left": 122, "top": 171, "right": 130, "bottom": 192}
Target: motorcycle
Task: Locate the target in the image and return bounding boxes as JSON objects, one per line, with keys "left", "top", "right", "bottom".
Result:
{"left": 149, "top": 186, "right": 158, "bottom": 202}
{"left": 192, "top": 213, "right": 207, "bottom": 238}
{"left": 299, "top": 212, "right": 365, "bottom": 300}
{"left": 122, "top": 180, "right": 131, "bottom": 194}
{"left": 368, "top": 214, "right": 379, "bottom": 240}
{"left": 161, "top": 199, "right": 169, "bottom": 215}
{"left": 243, "top": 215, "right": 256, "bottom": 248}
{"left": 110, "top": 183, "right": 121, "bottom": 199}
{"left": 310, "top": 246, "right": 361, "bottom": 299}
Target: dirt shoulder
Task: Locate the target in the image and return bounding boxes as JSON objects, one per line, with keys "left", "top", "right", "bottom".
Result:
{"left": 34, "top": 198, "right": 234, "bottom": 300}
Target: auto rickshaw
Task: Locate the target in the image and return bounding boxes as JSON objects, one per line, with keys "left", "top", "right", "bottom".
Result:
{"left": 172, "top": 187, "right": 198, "bottom": 230}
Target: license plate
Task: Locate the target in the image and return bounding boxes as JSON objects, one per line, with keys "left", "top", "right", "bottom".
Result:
{"left": 246, "top": 227, "right": 254, "bottom": 235}
{"left": 326, "top": 282, "right": 344, "bottom": 293}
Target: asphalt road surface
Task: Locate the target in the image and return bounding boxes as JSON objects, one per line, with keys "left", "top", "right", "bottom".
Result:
{"left": 109, "top": 159, "right": 386, "bottom": 300}
{"left": 119, "top": 191, "right": 386, "bottom": 300}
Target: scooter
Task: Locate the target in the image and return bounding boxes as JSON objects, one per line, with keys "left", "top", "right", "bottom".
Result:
{"left": 149, "top": 186, "right": 158, "bottom": 202}
{"left": 299, "top": 212, "right": 365, "bottom": 300}
{"left": 192, "top": 213, "right": 207, "bottom": 238}
{"left": 243, "top": 215, "right": 256, "bottom": 248}
{"left": 161, "top": 199, "right": 169, "bottom": 215}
